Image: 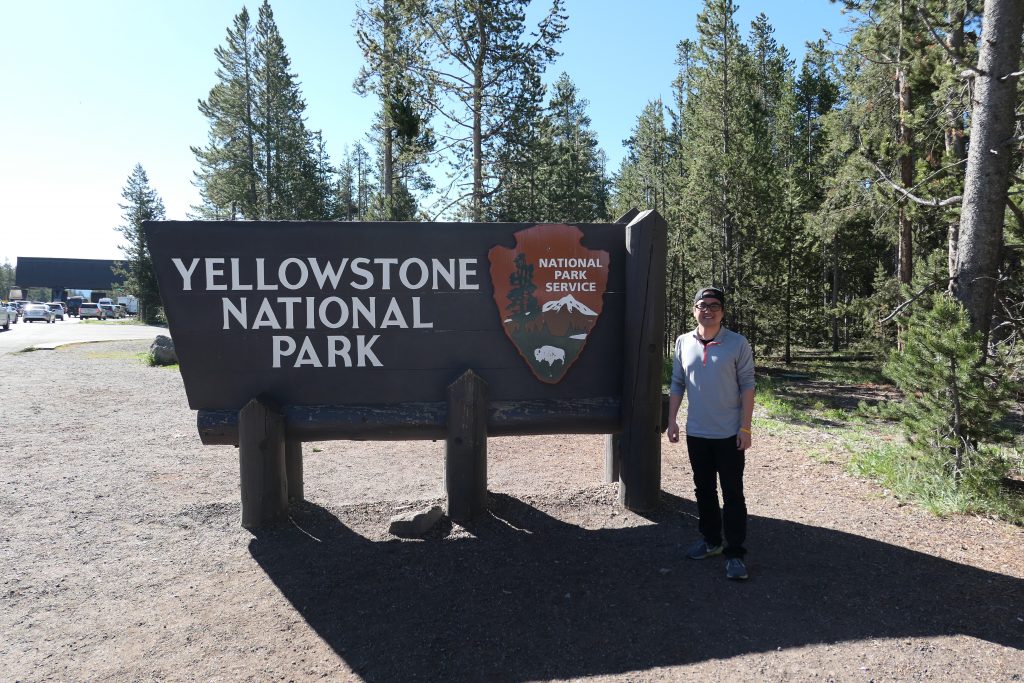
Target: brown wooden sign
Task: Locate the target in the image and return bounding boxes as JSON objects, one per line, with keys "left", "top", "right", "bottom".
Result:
{"left": 144, "top": 212, "right": 666, "bottom": 525}
{"left": 145, "top": 220, "right": 626, "bottom": 411}
{"left": 488, "top": 224, "right": 609, "bottom": 383}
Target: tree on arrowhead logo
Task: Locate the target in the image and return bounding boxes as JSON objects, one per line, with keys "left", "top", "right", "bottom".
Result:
{"left": 488, "top": 224, "right": 609, "bottom": 383}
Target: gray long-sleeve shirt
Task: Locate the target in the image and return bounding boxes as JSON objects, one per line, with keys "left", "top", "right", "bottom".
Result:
{"left": 670, "top": 326, "right": 755, "bottom": 439}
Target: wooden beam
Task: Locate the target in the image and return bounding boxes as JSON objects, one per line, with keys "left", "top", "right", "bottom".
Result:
{"left": 197, "top": 397, "right": 622, "bottom": 445}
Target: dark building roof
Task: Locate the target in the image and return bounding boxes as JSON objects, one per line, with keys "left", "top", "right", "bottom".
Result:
{"left": 15, "top": 257, "right": 126, "bottom": 290}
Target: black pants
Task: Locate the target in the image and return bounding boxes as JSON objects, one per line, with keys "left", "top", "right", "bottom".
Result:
{"left": 686, "top": 435, "right": 747, "bottom": 558}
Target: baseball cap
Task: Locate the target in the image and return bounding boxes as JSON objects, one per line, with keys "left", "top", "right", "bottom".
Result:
{"left": 694, "top": 287, "right": 725, "bottom": 306}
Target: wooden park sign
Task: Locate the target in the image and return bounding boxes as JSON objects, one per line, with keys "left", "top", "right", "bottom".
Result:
{"left": 145, "top": 210, "right": 666, "bottom": 528}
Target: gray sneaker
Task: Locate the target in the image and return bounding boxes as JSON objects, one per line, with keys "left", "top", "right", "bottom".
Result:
{"left": 725, "top": 558, "right": 749, "bottom": 580}
{"left": 687, "top": 540, "right": 723, "bottom": 560}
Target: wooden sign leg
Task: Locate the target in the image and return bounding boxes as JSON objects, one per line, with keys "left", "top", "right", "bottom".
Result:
{"left": 238, "top": 397, "right": 288, "bottom": 528}
{"left": 619, "top": 209, "right": 667, "bottom": 512}
{"left": 286, "top": 438, "right": 303, "bottom": 502}
{"left": 604, "top": 434, "right": 621, "bottom": 483}
{"left": 446, "top": 370, "right": 488, "bottom": 522}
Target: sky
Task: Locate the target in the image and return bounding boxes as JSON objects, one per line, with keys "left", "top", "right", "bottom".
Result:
{"left": 0, "top": 0, "right": 853, "bottom": 267}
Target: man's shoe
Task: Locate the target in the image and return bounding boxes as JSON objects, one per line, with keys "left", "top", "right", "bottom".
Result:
{"left": 725, "top": 558, "right": 749, "bottom": 580}
{"left": 687, "top": 540, "right": 723, "bottom": 560}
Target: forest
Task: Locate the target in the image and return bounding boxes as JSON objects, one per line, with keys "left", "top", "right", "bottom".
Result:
{"left": 106, "top": 0, "right": 1023, "bottom": 513}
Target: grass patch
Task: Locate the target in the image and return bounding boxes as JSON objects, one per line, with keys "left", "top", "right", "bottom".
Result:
{"left": 848, "top": 443, "right": 1024, "bottom": 524}
{"left": 754, "top": 375, "right": 803, "bottom": 421}
{"left": 759, "top": 351, "right": 888, "bottom": 385}
{"left": 142, "top": 351, "right": 179, "bottom": 370}
{"left": 78, "top": 317, "right": 153, "bottom": 326}
{"left": 84, "top": 349, "right": 150, "bottom": 361}
{"left": 674, "top": 347, "right": 1024, "bottom": 523}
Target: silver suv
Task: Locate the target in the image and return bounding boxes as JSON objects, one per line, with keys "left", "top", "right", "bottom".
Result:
{"left": 79, "top": 302, "right": 106, "bottom": 320}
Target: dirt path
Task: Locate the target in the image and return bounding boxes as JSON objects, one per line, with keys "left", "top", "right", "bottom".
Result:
{"left": 2, "top": 340, "right": 1021, "bottom": 682}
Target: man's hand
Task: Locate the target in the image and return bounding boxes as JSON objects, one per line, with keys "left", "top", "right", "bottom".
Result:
{"left": 667, "top": 421, "right": 680, "bottom": 443}
{"left": 737, "top": 429, "right": 752, "bottom": 451}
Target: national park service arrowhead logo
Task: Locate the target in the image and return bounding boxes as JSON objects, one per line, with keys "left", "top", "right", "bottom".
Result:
{"left": 488, "top": 224, "right": 609, "bottom": 383}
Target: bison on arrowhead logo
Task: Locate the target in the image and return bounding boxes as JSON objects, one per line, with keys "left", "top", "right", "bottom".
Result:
{"left": 489, "top": 224, "right": 610, "bottom": 383}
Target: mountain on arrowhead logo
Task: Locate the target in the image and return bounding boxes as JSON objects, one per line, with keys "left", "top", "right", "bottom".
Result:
{"left": 488, "top": 224, "right": 610, "bottom": 383}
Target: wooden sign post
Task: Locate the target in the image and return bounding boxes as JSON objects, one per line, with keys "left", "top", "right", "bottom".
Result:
{"left": 146, "top": 210, "right": 667, "bottom": 527}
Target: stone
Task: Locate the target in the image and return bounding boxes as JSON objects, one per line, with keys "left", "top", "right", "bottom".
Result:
{"left": 388, "top": 505, "right": 444, "bottom": 537}
{"left": 150, "top": 335, "right": 178, "bottom": 365}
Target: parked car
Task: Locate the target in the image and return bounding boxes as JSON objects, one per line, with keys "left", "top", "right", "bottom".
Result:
{"left": 0, "top": 303, "right": 11, "bottom": 330}
{"left": 79, "top": 302, "right": 105, "bottom": 320}
{"left": 23, "top": 303, "right": 55, "bottom": 323}
{"left": 46, "top": 303, "right": 65, "bottom": 321}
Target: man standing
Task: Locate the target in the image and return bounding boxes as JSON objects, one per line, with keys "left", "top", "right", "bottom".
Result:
{"left": 667, "top": 286, "right": 755, "bottom": 580}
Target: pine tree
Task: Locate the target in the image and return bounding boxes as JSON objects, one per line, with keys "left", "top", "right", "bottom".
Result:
{"left": 676, "top": 0, "right": 758, "bottom": 337}
{"left": 192, "top": 7, "right": 259, "bottom": 219}
{"left": 115, "top": 164, "right": 165, "bottom": 323}
{"left": 491, "top": 73, "right": 608, "bottom": 222}
{"left": 356, "top": 0, "right": 434, "bottom": 220}
{"left": 408, "top": 0, "right": 567, "bottom": 220}
{"left": 612, "top": 99, "right": 671, "bottom": 217}
{"left": 488, "top": 110, "right": 548, "bottom": 221}
{"left": 194, "top": 1, "right": 334, "bottom": 221}
{"left": 0, "top": 261, "right": 16, "bottom": 300}
{"left": 542, "top": 74, "right": 609, "bottom": 222}
{"left": 884, "top": 292, "right": 1012, "bottom": 482}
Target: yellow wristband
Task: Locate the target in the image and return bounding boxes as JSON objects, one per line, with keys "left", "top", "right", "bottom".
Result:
{"left": 740, "top": 427, "right": 751, "bottom": 435}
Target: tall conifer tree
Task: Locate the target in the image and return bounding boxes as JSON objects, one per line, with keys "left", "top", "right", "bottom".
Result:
{"left": 408, "top": 0, "right": 567, "bottom": 220}
{"left": 194, "top": 1, "right": 333, "bottom": 221}
{"left": 356, "top": 0, "right": 434, "bottom": 221}
{"left": 115, "top": 164, "right": 165, "bottom": 323}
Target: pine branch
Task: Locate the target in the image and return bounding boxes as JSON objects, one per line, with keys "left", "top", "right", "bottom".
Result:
{"left": 914, "top": 8, "right": 983, "bottom": 77}
{"left": 880, "top": 279, "right": 948, "bottom": 323}
{"left": 428, "top": 189, "right": 475, "bottom": 221}
{"left": 869, "top": 160, "right": 963, "bottom": 207}
{"left": 1007, "top": 196, "right": 1024, "bottom": 232}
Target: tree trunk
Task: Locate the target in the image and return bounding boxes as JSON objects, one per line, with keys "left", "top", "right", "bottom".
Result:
{"left": 943, "top": 7, "right": 967, "bottom": 162}
{"left": 784, "top": 238, "right": 792, "bottom": 364}
{"left": 896, "top": 0, "right": 914, "bottom": 285}
{"left": 953, "top": 0, "right": 1024, "bottom": 342}
{"left": 472, "top": 10, "right": 486, "bottom": 222}
{"left": 831, "top": 235, "right": 840, "bottom": 352}
{"left": 945, "top": 7, "right": 966, "bottom": 280}
{"left": 245, "top": 43, "right": 258, "bottom": 219}
{"left": 383, "top": 120, "right": 394, "bottom": 217}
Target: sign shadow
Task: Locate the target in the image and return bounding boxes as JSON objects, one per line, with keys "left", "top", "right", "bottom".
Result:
{"left": 248, "top": 492, "right": 1023, "bottom": 681}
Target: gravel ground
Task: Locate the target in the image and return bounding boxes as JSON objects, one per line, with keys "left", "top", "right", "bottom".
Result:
{"left": 1, "top": 340, "right": 1022, "bottom": 682}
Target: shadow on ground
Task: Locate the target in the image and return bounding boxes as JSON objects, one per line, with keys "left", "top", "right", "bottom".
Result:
{"left": 249, "top": 492, "right": 1023, "bottom": 682}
